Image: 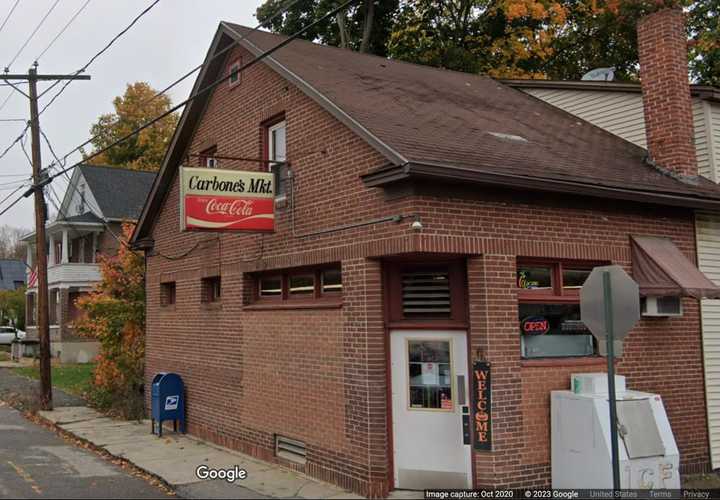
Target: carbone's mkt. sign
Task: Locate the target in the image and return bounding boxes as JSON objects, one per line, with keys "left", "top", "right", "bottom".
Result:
{"left": 180, "top": 167, "right": 275, "bottom": 232}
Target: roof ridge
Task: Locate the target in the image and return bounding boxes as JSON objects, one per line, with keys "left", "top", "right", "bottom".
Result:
{"left": 223, "top": 23, "right": 502, "bottom": 83}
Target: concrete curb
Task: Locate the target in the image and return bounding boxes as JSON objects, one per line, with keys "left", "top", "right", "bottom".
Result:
{"left": 35, "top": 406, "right": 364, "bottom": 499}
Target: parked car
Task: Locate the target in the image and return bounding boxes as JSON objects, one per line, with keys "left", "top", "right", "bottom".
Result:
{"left": 0, "top": 326, "right": 23, "bottom": 345}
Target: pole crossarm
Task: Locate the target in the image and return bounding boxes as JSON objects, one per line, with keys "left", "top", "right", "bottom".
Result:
{"left": 1, "top": 74, "right": 91, "bottom": 80}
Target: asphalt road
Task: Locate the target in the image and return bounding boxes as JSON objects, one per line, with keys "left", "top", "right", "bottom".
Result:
{"left": 0, "top": 404, "right": 170, "bottom": 499}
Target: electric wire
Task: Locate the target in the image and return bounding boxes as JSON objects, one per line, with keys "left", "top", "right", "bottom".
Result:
{"left": 6, "top": 0, "right": 61, "bottom": 70}
{"left": 35, "top": 0, "right": 93, "bottom": 62}
{"left": 142, "top": 0, "right": 303, "bottom": 106}
{"left": 0, "top": 0, "right": 21, "bottom": 38}
{"left": 1, "top": 0, "right": 359, "bottom": 225}
{"left": 37, "top": 0, "right": 161, "bottom": 102}
{"left": 48, "top": 0, "right": 359, "bottom": 184}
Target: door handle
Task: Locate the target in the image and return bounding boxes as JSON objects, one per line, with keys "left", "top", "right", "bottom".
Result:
{"left": 462, "top": 406, "right": 470, "bottom": 445}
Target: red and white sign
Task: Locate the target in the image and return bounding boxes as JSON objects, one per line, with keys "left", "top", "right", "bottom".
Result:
{"left": 180, "top": 167, "right": 275, "bottom": 232}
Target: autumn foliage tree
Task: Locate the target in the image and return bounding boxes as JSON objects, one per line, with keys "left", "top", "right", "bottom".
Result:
{"left": 74, "top": 224, "right": 145, "bottom": 419}
{"left": 86, "top": 82, "right": 178, "bottom": 172}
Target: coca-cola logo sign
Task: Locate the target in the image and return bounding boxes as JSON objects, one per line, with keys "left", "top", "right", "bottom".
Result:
{"left": 180, "top": 167, "right": 275, "bottom": 232}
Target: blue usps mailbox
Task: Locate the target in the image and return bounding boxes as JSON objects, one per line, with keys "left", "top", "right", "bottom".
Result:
{"left": 151, "top": 372, "right": 186, "bottom": 437}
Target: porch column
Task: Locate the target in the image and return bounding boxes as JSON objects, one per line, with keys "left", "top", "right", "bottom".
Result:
{"left": 48, "top": 234, "right": 55, "bottom": 265}
{"left": 61, "top": 229, "right": 69, "bottom": 264}
{"left": 26, "top": 243, "right": 33, "bottom": 269}
{"left": 92, "top": 232, "right": 97, "bottom": 263}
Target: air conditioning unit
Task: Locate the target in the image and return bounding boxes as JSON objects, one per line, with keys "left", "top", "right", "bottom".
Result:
{"left": 641, "top": 296, "right": 682, "bottom": 317}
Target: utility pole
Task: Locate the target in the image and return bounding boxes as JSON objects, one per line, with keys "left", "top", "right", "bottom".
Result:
{"left": 3, "top": 65, "right": 90, "bottom": 411}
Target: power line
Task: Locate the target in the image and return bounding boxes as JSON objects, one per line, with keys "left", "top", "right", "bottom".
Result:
{"left": 0, "top": 0, "right": 21, "bottom": 38}
{"left": 0, "top": 183, "right": 27, "bottom": 208}
{"left": 37, "top": 0, "right": 161, "bottom": 102}
{"left": 49, "top": 0, "right": 359, "bottom": 183}
{"left": 6, "top": 0, "right": 61, "bottom": 71}
{"left": 0, "top": 123, "right": 29, "bottom": 163}
{"left": 142, "top": 0, "right": 303, "bottom": 107}
{"left": 35, "top": 0, "right": 93, "bottom": 62}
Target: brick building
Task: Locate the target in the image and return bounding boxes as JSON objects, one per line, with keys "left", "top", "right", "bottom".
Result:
{"left": 133, "top": 9, "right": 720, "bottom": 496}
{"left": 24, "top": 164, "right": 154, "bottom": 363}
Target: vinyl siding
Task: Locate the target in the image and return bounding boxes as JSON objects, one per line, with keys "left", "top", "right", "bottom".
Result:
{"left": 696, "top": 212, "right": 720, "bottom": 469}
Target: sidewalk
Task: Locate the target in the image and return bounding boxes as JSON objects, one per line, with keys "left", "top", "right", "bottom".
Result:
{"left": 37, "top": 406, "right": 370, "bottom": 499}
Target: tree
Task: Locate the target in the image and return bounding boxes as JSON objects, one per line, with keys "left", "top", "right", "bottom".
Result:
{"left": 689, "top": 0, "right": 720, "bottom": 86}
{"left": 256, "top": 0, "right": 399, "bottom": 56}
{"left": 86, "top": 82, "right": 179, "bottom": 171}
{"left": 388, "top": 0, "right": 568, "bottom": 78}
{"left": 74, "top": 224, "right": 145, "bottom": 419}
{"left": 0, "top": 287, "right": 25, "bottom": 330}
{"left": 0, "top": 225, "right": 28, "bottom": 260}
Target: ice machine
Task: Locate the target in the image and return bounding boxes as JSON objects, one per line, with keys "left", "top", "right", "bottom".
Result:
{"left": 551, "top": 373, "right": 679, "bottom": 489}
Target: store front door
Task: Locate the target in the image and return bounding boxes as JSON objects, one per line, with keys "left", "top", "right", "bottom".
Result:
{"left": 390, "top": 330, "right": 472, "bottom": 490}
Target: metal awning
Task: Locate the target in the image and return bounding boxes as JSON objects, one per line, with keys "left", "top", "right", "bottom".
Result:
{"left": 631, "top": 235, "right": 720, "bottom": 299}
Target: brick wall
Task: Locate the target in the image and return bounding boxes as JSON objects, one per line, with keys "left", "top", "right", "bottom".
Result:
{"left": 144, "top": 44, "right": 710, "bottom": 496}
{"left": 638, "top": 8, "right": 698, "bottom": 177}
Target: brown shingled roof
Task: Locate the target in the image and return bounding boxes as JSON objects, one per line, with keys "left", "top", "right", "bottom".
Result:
{"left": 132, "top": 23, "right": 720, "bottom": 242}
{"left": 226, "top": 24, "right": 720, "bottom": 203}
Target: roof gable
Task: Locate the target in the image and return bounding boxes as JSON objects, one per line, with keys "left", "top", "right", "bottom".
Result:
{"left": 75, "top": 165, "right": 155, "bottom": 221}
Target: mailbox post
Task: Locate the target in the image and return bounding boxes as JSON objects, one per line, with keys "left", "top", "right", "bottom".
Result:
{"left": 151, "top": 372, "right": 186, "bottom": 437}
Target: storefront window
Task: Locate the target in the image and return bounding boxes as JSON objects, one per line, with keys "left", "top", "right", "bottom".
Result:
{"left": 517, "top": 266, "right": 552, "bottom": 291}
{"left": 518, "top": 260, "right": 602, "bottom": 359}
{"left": 519, "top": 303, "right": 593, "bottom": 358}
{"left": 408, "top": 340, "right": 453, "bottom": 410}
{"left": 562, "top": 268, "right": 592, "bottom": 292}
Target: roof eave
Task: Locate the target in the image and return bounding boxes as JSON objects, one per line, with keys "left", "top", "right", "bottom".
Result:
{"left": 361, "top": 162, "right": 720, "bottom": 210}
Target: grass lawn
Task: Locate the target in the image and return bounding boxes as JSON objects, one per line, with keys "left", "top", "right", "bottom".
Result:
{"left": 13, "top": 363, "right": 95, "bottom": 397}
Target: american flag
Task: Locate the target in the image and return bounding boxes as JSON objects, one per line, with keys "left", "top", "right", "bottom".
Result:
{"left": 27, "top": 268, "right": 37, "bottom": 288}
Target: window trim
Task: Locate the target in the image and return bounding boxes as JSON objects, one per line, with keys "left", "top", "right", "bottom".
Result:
{"left": 517, "top": 258, "right": 607, "bottom": 360}
{"left": 253, "top": 264, "right": 341, "bottom": 305}
{"left": 228, "top": 58, "right": 242, "bottom": 87}
{"left": 264, "top": 116, "right": 287, "bottom": 200}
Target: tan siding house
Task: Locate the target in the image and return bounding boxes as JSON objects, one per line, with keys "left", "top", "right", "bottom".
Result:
{"left": 510, "top": 80, "right": 720, "bottom": 469}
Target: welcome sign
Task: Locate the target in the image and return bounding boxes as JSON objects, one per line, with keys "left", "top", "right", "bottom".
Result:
{"left": 179, "top": 167, "right": 275, "bottom": 232}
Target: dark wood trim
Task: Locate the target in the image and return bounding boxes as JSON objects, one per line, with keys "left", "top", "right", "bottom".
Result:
{"left": 361, "top": 162, "right": 720, "bottom": 210}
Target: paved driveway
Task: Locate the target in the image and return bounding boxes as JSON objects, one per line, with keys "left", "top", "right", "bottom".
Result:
{"left": 0, "top": 404, "right": 170, "bottom": 499}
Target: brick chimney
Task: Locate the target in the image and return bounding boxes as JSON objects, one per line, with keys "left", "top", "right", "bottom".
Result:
{"left": 637, "top": 8, "right": 697, "bottom": 178}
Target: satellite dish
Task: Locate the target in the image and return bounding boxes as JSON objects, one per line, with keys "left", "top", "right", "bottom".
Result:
{"left": 581, "top": 67, "right": 615, "bottom": 81}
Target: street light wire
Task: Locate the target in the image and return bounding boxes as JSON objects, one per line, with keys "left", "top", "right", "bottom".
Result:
{"left": 35, "top": 0, "right": 93, "bottom": 62}
{"left": 6, "top": 0, "right": 61, "bottom": 71}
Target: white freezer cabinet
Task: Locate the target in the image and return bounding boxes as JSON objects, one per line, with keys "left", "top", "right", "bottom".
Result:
{"left": 551, "top": 373, "right": 680, "bottom": 490}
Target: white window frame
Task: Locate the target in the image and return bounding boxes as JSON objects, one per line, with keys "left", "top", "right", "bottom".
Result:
{"left": 268, "top": 120, "right": 286, "bottom": 199}
{"left": 228, "top": 61, "right": 241, "bottom": 87}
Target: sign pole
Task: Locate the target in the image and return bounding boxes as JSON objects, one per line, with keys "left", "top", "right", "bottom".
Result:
{"left": 603, "top": 271, "right": 621, "bottom": 490}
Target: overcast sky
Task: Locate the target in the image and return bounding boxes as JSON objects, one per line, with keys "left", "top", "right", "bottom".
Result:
{"left": 0, "top": 0, "right": 263, "bottom": 230}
